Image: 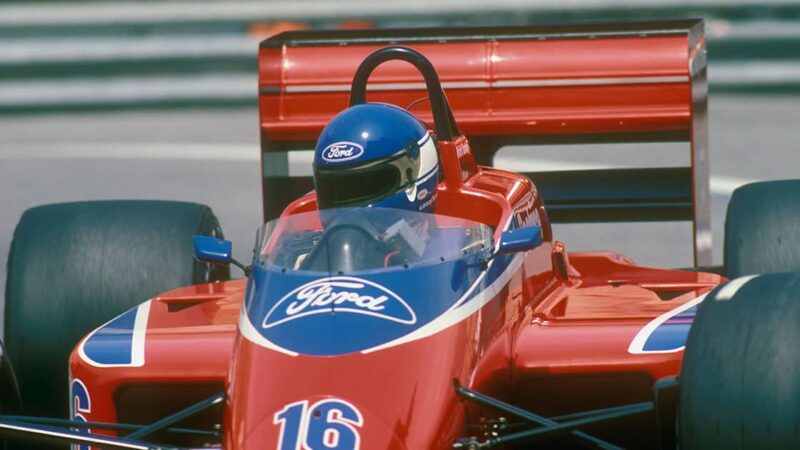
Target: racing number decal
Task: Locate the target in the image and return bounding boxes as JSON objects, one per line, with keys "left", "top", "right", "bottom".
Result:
{"left": 304, "top": 400, "right": 363, "bottom": 450}
{"left": 274, "top": 399, "right": 363, "bottom": 450}
{"left": 70, "top": 379, "right": 91, "bottom": 450}
{"left": 275, "top": 401, "right": 306, "bottom": 450}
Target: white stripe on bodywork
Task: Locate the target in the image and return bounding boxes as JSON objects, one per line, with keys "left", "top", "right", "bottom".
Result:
{"left": 362, "top": 216, "right": 521, "bottom": 355}
{"left": 362, "top": 254, "right": 523, "bottom": 353}
{"left": 77, "top": 300, "right": 151, "bottom": 368}
{"left": 715, "top": 275, "right": 758, "bottom": 301}
{"left": 129, "top": 301, "right": 150, "bottom": 366}
{"left": 238, "top": 308, "right": 299, "bottom": 357}
{"left": 628, "top": 293, "right": 707, "bottom": 355}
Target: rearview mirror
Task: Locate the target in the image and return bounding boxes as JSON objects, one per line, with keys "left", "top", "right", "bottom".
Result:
{"left": 193, "top": 235, "right": 232, "bottom": 265}
{"left": 498, "top": 225, "right": 543, "bottom": 254}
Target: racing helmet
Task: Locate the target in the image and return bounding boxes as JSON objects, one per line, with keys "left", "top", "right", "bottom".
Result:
{"left": 313, "top": 103, "right": 439, "bottom": 212}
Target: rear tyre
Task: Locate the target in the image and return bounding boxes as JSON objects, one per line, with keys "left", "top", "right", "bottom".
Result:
{"left": 725, "top": 180, "right": 800, "bottom": 278}
{"left": 4, "top": 200, "right": 228, "bottom": 419}
{"left": 678, "top": 273, "right": 800, "bottom": 449}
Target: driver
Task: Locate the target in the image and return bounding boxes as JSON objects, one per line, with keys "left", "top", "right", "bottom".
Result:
{"left": 311, "top": 102, "right": 440, "bottom": 267}
{"left": 313, "top": 102, "right": 439, "bottom": 213}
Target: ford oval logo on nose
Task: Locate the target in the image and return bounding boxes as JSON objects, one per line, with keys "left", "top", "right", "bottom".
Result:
{"left": 262, "top": 276, "right": 417, "bottom": 329}
{"left": 321, "top": 142, "right": 364, "bottom": 163}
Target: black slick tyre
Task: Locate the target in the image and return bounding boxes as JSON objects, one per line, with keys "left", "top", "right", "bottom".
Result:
{"left": 678, "top": 273, "right": 800, "bottom": 449}
{"left": 725, "top": 180, "right": 800, "bottom": 278}
{"left": 4, "top": 200, "right": 228, "bottom": 418}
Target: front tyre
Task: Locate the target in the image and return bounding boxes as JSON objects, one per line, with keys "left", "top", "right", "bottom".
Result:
{"left": 679, "top": 273, "right": 800, "bottom": 449}
{"left": 4, "top": 200, "right": 228, "bottom": 418}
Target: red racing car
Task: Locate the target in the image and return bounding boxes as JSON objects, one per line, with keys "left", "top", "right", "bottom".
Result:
{"left": 2, "top": 20, "right": 799, "bottom": 450}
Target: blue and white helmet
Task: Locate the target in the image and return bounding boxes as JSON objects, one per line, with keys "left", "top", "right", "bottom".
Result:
{"left": 313, "top": 103, "right": 439, "bottom": 212}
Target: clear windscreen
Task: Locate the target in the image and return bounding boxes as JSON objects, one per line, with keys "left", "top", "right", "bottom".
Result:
{"left": 255, "top": 207, "right": 493, "bottom": 274}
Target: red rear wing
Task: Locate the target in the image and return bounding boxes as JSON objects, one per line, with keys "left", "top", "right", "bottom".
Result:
{"left": 258, "top": 20, "right": 710, "bottom": 265}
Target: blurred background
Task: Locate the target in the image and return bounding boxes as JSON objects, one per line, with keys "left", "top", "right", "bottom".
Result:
{"left": 2, "top": 0, "right": 800, "bottom": 297}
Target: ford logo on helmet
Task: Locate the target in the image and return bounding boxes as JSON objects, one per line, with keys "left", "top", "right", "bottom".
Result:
{"left": 321, "top": 141, "right": 365, "bottom": 163}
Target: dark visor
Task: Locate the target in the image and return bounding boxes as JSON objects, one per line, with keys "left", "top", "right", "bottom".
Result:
{"left": 315, "top": 149, "right": 421, "bottom": 209}
{"left": 315, "top": 165, "right": 400, "bottom": 209}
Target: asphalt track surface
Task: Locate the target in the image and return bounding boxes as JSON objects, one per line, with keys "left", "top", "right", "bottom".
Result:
{"left": 1, "top": 94, "right": 799, "bottom": 319}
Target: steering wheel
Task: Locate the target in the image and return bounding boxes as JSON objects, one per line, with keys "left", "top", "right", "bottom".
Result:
{"left": 300, "top": 214, "right": 390, "bottom": 273}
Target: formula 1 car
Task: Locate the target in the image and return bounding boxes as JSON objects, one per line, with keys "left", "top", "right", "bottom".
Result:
{"left": 3, "top": 20, "right": 800, "bottom": 450}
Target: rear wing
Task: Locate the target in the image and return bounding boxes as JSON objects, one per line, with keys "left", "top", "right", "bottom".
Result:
{"left": 258, "top": 20, "right": 710, "bottom": 265}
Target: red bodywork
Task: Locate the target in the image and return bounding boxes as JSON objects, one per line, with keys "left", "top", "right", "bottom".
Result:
{"left": 69, "top": 21, "right": 721, "bottom": 449}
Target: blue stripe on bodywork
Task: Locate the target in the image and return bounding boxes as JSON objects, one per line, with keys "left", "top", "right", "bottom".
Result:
{"left": 79, "top": 302, "right": 149, "bottom": 367}
{"left": 641, "top": 310, "right": 696, "bottom": 352}
{"left": 82, "top": 309, "right": 136, "bottom": 365}
{"left": 629, "top": 294, "right": 707, "bottom": 354}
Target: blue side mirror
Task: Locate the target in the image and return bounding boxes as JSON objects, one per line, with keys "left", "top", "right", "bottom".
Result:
{"left": 193, "top": 235, "right": 232, "bottom": 265}
{"left": 498, "top": 225, "right": 543, "bottom": 254}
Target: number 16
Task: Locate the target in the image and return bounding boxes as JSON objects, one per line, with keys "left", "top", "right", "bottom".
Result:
{"left": 274, "top": 399, "right": 364, "bottom": 450}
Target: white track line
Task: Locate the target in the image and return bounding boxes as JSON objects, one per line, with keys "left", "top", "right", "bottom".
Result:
{"left": 0, "top": 144, "right": 755, "bottom": 195}
{"left": 0, "top": 74, "right": 256, "bottom": 106}
{"left": 712, "top": 61, "right": 800, "bottom": 85}
{"left": 2, "top": 1, "right": 798, "bottom": 26}
{"left": 0, "top": 143, "right": 259, "bottom": 162}
{"left": 496, "top": 155, "right": 755, "bottom": 196}
{"left": 0, "top": 36, "right": 258, "bottom": 65}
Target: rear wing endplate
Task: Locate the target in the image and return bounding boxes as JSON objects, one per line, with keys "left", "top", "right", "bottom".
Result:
{"left": 258, "top": 20, "right": 710, "bottom": 265}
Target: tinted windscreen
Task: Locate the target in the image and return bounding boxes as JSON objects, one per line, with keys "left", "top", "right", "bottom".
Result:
{"left": 315, "top": 165, "right": 400, "bottom": 208}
